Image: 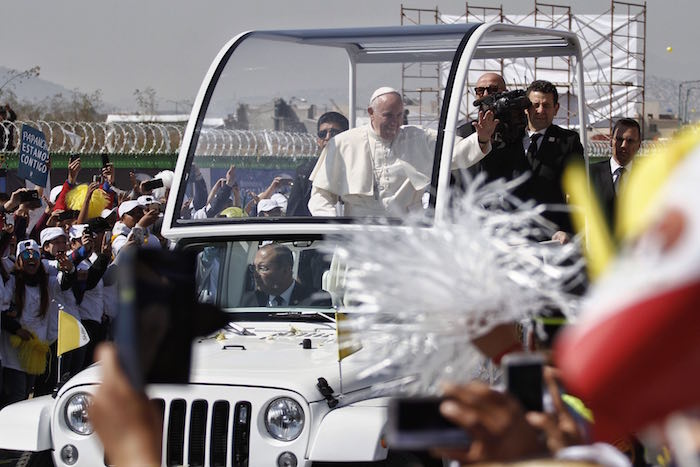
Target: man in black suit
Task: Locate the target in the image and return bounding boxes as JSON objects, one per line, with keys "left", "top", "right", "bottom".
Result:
{"left": 473, "top": 80, "right": 584, "bottom": 241}
{"left": 520, "top": 80, "right": 584, "bottom": 240}
{"left": 589, "top": 118, "right": 641, "bottom": 231}
{"left": 240, "top": 244, "right": 330, "bottom": 307}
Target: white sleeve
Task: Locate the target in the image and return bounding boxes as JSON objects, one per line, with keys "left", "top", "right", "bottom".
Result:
{"left": 451, "top": 132, "right": 491, "bottom": 169}
{"left": 308, "top": 186, "right": 339, "bottom": 216}
{"left": 111, "top": 234, "right": 128, "bottom": 257}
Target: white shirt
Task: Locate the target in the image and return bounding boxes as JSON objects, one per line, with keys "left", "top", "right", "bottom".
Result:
{"left": 308, "top": 124, "right": 489, "bottom": 217}
{"left": 0, "top": 276, "right": 63, "bottom": 371}
{"left": 523, "top": 128, "right": 548, "bottom": 155}
{"left": 43, "top": 258, "right": 80, "bottom": 343}
{"left": 111, "top": 221, "right": 161, "bottom": 258}
{"left": 609, "top": 157, "right": 633, "bottom": 184}
{"left": 75, "top": 252, "right": 104, "bottom": 322}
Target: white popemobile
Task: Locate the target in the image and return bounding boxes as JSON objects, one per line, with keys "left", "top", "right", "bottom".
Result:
{"left": 0, "top": 23, "right": 587, "bottom": 467}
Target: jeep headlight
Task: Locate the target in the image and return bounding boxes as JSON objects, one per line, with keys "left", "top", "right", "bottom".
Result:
{"left": 264, "top": 398, "right": 304, "bottom": 441}
{"left": 64, "top": 393, "right": 93, "bottom": 435}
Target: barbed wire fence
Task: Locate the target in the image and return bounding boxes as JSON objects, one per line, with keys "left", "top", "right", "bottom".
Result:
{"left": 0, "top": 120, "right": 663, "bottom": 159}
{"left": 0, "top": 121, "right": 319, "bottom": 158}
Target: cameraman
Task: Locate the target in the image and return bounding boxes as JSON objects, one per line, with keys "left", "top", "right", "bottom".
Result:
{"left": 469, "top": 80, "right": 584, "bottom": 242}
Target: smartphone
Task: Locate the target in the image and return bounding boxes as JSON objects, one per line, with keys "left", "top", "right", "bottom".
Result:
{"left": 18, "top": 190, "right": 40, "bottom": 203}
{"left": 141, "top": 178, "right": 164, "bottom": 192}
{"left": 69, "top": 154, "right": 80, "bottom": 163}
{"left": 502, "top": 353, "right": 545, "bottom": 412}
{"left": 92, "top": 174, "right": 101, "bottom": 183}
{"left": 387, "top": 397, "right": 471, "bottom": 450}
{"left": 101, "top": 153, "right": 110, "bottom": 168}
{"left": 86, "top": 216, "right": 111, "bottom": 233}
{"left": 57, "top": 210, "right": 79, "bottom": 222}
{"left": 115, "top": 249, "right": 229, "bottom": 389}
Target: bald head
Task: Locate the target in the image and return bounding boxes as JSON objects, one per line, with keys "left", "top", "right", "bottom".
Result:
{"left": 475, "top": 73, "right": 507, "bottom": 98}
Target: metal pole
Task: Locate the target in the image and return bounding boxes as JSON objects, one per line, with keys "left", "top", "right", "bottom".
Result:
{"left": 678, "top": 80, "right": 700, "bottom": 126}
{"left": 57, "top": 355, "right": 62, "bottom": 386}
{"left": 685, "top": 87, "right": 700, "bottom": 123}
{"left": 678, "top": 82, "right": 683, "bottom": 126}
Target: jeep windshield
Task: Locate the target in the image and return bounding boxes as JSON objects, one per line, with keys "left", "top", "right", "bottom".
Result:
{"left": 187, "top": 239, "right": 344, "bottom": 320}
{"left": 172, "top": 25, "right": 482, "bottom": 227}
{"left": 168, "top": 24, "right": 587, "bottom": 233}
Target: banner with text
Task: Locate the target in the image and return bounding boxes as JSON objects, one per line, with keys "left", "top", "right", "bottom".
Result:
{"left": 18, "top": 124, "right": 50, "bottom": 187}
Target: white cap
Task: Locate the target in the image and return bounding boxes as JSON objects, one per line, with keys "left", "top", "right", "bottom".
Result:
{"left": 16, "top": 239, "right": 40, "bottom": 258}
{"left": 40, "top": 227, "right": 67, "bottom": 246}
{"left": 101, "top": 208, "right": 116, "bottom": 218}
{"left": 271, "top": 193, "right": 288, "bottom": 212}
{"left": 118, "top": 200, "right": 141, "bottom": 217}
{"left": 258, "top": 193, "right": 288, "bottom": 214}
{"left": 137, "top": 195, "right": 159, "bottom": 206}
{"left": 369, "top": 87, "right": 400, "bottom": 106}
{"left": 49, "top": 185, "right": 63, "bottom": 203}
{"left": 69, "top": 224, "right": 88, "bottom": 240}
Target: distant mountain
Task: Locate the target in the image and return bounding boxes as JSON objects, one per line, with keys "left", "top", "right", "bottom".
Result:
{"left": 1, "top": 66, "right": 73, "bottom": 102}
{"left": 0, "top": 66, "right": 116, "bottom": 111}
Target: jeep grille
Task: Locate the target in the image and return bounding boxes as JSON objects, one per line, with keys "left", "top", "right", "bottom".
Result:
{"left": 152, "top": 398, "right": 251, "bottom": 467}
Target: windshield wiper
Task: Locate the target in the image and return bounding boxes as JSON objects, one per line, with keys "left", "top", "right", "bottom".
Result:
{"left": 226, "top": 322, "right": 255, "bottom": 336}
{"left": 268, "top": 311, "right": 336, "bottom": 323}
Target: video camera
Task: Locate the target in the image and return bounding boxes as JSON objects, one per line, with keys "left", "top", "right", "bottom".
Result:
{"left": 474, "top": 89, "right": 531, "bottom": 145}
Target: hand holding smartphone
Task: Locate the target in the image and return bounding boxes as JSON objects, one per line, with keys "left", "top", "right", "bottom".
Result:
{"left": 387, "top": 396, "right": 471, "bottom": 450}
{"left": 502, "top": 352, "right": 545, "bottom": 412}
{"left": 141, "top": 178, "right": 164, "bottom": 192}
{"left": 115, "top": 249, "right": 229, "bottom": 389}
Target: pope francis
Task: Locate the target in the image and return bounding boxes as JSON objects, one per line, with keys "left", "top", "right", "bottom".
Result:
{"left": 308, "top": 87, "right": 495, "bottom": 217}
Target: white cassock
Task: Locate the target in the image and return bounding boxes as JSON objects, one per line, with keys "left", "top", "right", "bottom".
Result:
{"left": 308, "top": 125, "right": 489, "bottom": 217}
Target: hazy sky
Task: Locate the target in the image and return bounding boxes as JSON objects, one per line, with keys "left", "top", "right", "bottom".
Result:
{"left": 2, "top": 0, "right": 696, "bottom": 109}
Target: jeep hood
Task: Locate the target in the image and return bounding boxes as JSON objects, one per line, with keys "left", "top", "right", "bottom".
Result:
{"left": 187, "top": 320, "right": 372, "bottom": 401}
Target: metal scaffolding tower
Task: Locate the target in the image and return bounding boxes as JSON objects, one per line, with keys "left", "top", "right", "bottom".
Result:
{"left": 400, "top": 5, "right": 443, "bottom": 126}
{"left": 534, "top": 3, "right": 574, "bottom": 128}
{"left": 609, "top": 1, "right": 646, "bottom": 138}
{"left": 399, "top": 0, "right": 647, "bottom": 138}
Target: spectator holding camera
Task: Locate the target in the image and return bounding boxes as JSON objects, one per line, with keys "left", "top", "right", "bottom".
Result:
{"left": 67, "top": 224, "right": 111, "bottom": 370}
{"left": 111, "top": 199, "right": 161, "bottom": 258}
{"left": 469, "top": 79, "right": 584, "bottom": 242}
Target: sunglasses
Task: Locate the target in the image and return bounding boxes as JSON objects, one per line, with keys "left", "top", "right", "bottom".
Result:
{"left": 20, "top": 250, "right": 40, "bottom": 261}
{"left": 248, "top": 263, "right": 272, "bottom": 274}
{"left": 474, "top": 85, "right": 501, "bottom": 97}
{"left": 317, "top": 128, "right": 343, "bottom": 139}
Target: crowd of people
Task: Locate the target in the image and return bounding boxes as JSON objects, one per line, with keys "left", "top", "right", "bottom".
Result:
{"left": 0, "top": 156, "right": 179, "bottom": 408}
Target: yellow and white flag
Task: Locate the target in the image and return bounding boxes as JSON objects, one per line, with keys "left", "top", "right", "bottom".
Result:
{"left": 57, "top": 310, "right": 90, "bottom": 356}
{"left": 336, "top": 311, "right": 362, "bottom": 361}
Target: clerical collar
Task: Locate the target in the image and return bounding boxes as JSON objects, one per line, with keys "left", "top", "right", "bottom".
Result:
{"left": 368, "top": 124, "right": 395, "bottom": 145}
